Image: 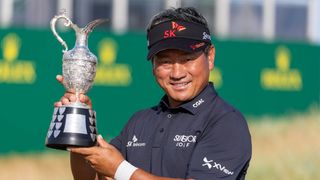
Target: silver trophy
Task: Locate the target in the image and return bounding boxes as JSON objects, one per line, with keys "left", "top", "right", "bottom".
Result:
{"left": 45, "top": 12, "right": 106, "bottom": 150}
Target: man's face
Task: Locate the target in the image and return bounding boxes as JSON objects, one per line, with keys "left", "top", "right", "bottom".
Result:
{"left": 152, "top": 47, "right": 215, "bottom": 107}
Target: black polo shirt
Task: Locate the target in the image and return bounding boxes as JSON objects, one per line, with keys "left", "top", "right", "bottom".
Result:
{"left": 110, "top": 83, "right": 252, "bottom": 179}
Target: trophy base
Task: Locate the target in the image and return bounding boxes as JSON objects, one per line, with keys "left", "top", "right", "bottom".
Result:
{"left": 45, "top": 103, "right": 97, "bottom": 150}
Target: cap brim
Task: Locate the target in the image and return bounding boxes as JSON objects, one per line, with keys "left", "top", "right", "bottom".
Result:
{"left": 147, "top": 38, "right": 208, "bottom": 60}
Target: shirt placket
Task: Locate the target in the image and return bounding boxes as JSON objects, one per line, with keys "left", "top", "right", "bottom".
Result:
{"left": 150, "top": 111, "right": 174, "bottom": 175}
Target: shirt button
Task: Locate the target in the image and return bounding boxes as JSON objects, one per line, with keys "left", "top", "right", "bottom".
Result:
{"left": 167, "top": 114, "right": 172, "bottom": 118}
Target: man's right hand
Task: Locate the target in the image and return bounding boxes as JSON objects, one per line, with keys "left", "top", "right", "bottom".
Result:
{"left": 54, "top": 75, "right": 93, "bottom": 109}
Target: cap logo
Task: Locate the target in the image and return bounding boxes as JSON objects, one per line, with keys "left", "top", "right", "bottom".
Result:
{"left": 172, "top": 21, "right": 186, "bottom": 31}
{"left": 190, "top": 42, "right": 205, "bottom": 50}
{"left": 203, "top": 32, "right": 211, "bottom": 40}
{"left": 163, "top": 21, "right": 186, "bottom": 38}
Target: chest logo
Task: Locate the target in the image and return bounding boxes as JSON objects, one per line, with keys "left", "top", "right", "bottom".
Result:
{"left": 126, "top": 135, "right": 146, "bottom": 147}
{"left": 173, "top": 134, "right": 197, "bottom": 148}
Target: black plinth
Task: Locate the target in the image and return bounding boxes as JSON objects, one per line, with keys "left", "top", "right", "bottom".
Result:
{"left": 45, "top": 104, "right": 97, "bottom": 150}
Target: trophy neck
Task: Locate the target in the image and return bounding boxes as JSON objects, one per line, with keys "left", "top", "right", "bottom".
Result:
{"left": 75, "top": 31, "right": 89, "bottom": 48}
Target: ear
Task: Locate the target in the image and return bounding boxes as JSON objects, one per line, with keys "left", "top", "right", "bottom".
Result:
{"left": 151, "top": 59, "right": 156, "bottom": 76}
{"left": 207, "top": 46, "right": 215, "bottom": 70}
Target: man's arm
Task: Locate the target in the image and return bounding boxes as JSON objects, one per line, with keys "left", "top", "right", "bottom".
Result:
{"left": 185, "top": 111, "right": 252, "bottom": 179}
{"left": 70, "top": 151, "right": 193, "bottom": 180}
{"left": 70, "top": 153, "right": 100, "bottom": 180}
{"left": 71, "top": 153, "right": 114, "bottom": 180}
{"left": 69, "top": 136, "right": 194, "bottom": 180}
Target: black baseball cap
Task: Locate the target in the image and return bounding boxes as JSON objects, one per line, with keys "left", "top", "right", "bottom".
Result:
{"left": 147, "top": 20, "right": 212, "bottom": 60}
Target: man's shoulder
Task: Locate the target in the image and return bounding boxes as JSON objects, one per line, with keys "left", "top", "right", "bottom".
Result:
{"left": 206, "top": 95, "right": 247, "bottom": 128}
{"left": 127, "top": 105, "right": 159, "bottom": 123}
{"left": 132, "top": 105, "right": 159, "bottom": 116}
{"left": 210, "top": 95, "right": 241, "bottom": 116}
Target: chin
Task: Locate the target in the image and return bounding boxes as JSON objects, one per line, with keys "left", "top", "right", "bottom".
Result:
{"left": 171, "top": 94, "right": 192, "bottom": 102}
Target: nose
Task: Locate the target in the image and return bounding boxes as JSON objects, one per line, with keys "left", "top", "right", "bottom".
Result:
{"left": 170, "top": 63, "right": 186, "bottom": 80}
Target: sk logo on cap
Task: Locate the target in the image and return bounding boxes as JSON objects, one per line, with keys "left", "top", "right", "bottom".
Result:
{"left": 190, "top": 42, "right": 205, "bottom": 50}
{"left": 164, "top": 21, "right": 186, "bottom": 38}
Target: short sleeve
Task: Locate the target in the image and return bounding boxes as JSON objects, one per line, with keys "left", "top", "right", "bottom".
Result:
{"left": 109, "top": 110, "right": 145, "bottom": 157}
{"left": 186, "top": 111, "right": 252, "bottom": 180}
{"left": 109, "top": 130, "right": 124, "bottom": 151}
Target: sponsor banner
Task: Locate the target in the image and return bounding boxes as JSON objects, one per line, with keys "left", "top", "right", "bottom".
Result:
{"left": 0, "top": 28, "right": 319, "bottom": 153}
{"left": 211, "top": 40, "right": 320, "bottom": 114}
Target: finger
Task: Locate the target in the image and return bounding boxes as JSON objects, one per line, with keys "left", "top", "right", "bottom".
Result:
{"left": 64, "top": 92, "right": 77, "bottom": 102}
{"left": 54, "top": 101, "right": 62, "bottom": 107}
{"left": 68, "top": 147, "right": 95, "bottom": 156}
{"left": 79, "top": 94, "right": 89, "bottom": 103}
{"left": 79, "top": 94, "right": 92, "bottom": 107}
{"left": 97, "top": 135, "right": 109, "bottom": 148}
{"left": 61, "top": 96, "right": 71, "bottom": 105}
{"left": 56, "top": 75, "right": 64, "bottom": 85}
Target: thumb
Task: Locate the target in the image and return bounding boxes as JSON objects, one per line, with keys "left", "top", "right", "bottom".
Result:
{"left": 97, "top": 134, "right": 108, "bottom": 148}
{"left": 56, "top": 75, "right": 64, "bottom": 85}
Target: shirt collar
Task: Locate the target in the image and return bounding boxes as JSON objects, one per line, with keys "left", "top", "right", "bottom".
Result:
{"left": 157, "top": 82, "right": 217, "bottom": 115}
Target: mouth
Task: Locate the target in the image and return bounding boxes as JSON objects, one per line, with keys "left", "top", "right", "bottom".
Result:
{"left": 170, "top": 81, "right": 191, "bottom": 90}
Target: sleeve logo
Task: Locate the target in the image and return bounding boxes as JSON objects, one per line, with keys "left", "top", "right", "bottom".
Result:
{"left": 202, "top": 157, "right": 234, "bottom": 175}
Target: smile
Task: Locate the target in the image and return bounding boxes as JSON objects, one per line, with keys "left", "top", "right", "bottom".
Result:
{"left": 170, "top": 82, "right": 191, "bottom": 90}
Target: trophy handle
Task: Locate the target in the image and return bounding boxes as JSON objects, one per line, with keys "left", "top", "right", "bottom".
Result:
{"left": 50, "top": 12, "right": 78, "bottom": 53}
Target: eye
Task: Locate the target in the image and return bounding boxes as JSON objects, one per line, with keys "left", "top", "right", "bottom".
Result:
{"left": 181, "top": 52, "right": 202, "bottom": 62}
{"left": 182, "top": 56, "right": 196, "bottom": 62}
{"left": 154, "top": 56, "right": 170, "bottom": 64}
{"left": 159, "top": 59, "right": 170, "bottom": 64}
{"left": 154, "top": 57, "right": 172, "bottom": 69}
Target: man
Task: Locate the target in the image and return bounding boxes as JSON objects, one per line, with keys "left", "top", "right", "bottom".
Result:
{"left": 55, "top": 7, "right": 252, "bottom": 180}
